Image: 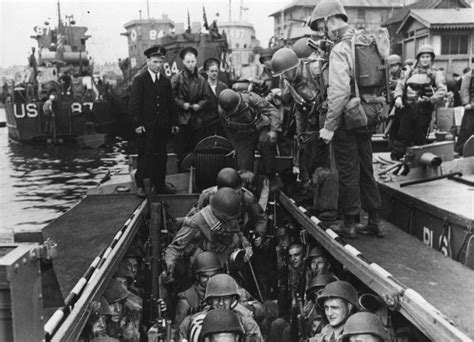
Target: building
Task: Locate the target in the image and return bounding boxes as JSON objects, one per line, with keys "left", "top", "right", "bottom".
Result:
{"left": 269, "top": 0, "right": 403, "bottom": 43}
{"left": 395, "top": 8, "right": 474, "bottom": 74}
{"left": 382, "top": 0, "right": 471, "bottom": 55}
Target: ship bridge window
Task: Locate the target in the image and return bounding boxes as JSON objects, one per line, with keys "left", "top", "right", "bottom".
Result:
{"left": 235, "top": 43, "right": 240, "bottom": 49}
{"left": 244, "top": 44, "right": 247, "bottom": 48}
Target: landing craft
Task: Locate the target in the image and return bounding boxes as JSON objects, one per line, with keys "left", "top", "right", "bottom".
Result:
{"left": 116, "top": 11, "right": 231, "bottom": 124}
{"left": 3, "top": 143, "right": 473, "bottom": 341}
{"left": 3, "top": 1, "right": 124, "bottom": 145}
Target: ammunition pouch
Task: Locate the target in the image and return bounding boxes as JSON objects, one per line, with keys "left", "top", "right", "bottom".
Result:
{"left": 344, "top": 96, "right": 385, "bottom": 131}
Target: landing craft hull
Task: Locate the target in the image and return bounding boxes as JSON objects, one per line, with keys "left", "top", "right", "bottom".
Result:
{"left": 4, "top": 99, "right": 117, "bottom": 144}
{"left": 375, "top": 153, "right": 474, "bottom": 268}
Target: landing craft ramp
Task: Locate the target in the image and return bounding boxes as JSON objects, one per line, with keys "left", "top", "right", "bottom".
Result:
{"left": 40, "top": 194, "right": 143, "bottom": 298}
{"left": 279, "top": 192, "right": 474, "bottom": 341}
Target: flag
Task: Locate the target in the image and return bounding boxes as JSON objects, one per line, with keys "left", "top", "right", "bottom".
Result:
{"left": 203, "top": 6, "right": 209, "bottom": 30}
{"left": 186, "top": 10, "right": 191, "bottom": 33}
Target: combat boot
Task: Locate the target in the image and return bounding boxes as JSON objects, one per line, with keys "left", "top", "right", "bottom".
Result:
{"left": 330, "top": 217, "right": 357, "bottom": 239}
{"left": 357, "top": 213, "right": 386, "bottom": 238}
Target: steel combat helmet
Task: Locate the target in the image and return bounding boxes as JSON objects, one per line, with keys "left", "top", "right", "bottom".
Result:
{"left": 259, "top": 47, "right": 275, "bottom": 64}
{"left": 416, "top": 44, "right": 435, "bottom": 60}
{"left": 204, "top": 274, "right": 240, "bottom": 301}
{"left": 387, "top": 54, "right": 402, "bottom": 66}
{"left": 317, "top": 280, "right": 358, "bottom": 308}
{"left": 306, "top": 273, "right": 338, "bottom": 298}
{"left": 292, "top": 37, "right": 314, "bottom": 59}
{"left": 200, "top": 309, "right": 244, "bottom": 341}
{"left": 192, "top": 251, "right": 222, "bottom": 274}
{"left": 219, "top": 89, "right": 241, "bottom": 114}
{"left": 341, "top": 312, "right": 388, "bottom": 342}
{"left": 271, "top": 48, "right": 300, "bottom": 76}
{"left": 309, "top": 0, "right": 348, "bottom": 31}
{"left": 216, "top": 168, "right": 243, "bottom": 189}
{"left": 210, "top": 187, "right": 241, "bottom": 222}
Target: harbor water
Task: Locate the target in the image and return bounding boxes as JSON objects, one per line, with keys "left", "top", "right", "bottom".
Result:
{"left": 0, "top": 107, "right": 131, "bottom": 240}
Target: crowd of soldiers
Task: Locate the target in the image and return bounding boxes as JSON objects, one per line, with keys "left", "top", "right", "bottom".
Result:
{"left": 81, "top": 168, "right": 423, "bottom": 342}
{"left": 91, "top": 0, "right": 474, "bottom": 340}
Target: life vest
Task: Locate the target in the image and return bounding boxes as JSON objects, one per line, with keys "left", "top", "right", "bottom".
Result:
{"left": 221, "top": 93, "right": 270, "bottom": 134}
{"left": 189, "top": 206, "right": 240, "bottom": 264}
{"left": 404, "top": 68, "right": 436, "bottom": 101}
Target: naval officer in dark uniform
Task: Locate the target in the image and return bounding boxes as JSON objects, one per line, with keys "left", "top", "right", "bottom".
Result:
{"left": 130, "top": 45, "right": 179, "bottom": 197}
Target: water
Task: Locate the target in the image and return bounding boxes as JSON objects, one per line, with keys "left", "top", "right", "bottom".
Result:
{"left": 0, "top": 107, "right": 131, "bottom": 240}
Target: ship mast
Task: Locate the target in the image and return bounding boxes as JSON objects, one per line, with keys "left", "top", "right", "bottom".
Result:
{"left": 57, "top": 0, "right": 62, "bottom": 33}
{"left": 228, "top": 0, "right": 232, "bottom": 21}
{"left": 146, "top": 0, "right": 150, "bottom": 19}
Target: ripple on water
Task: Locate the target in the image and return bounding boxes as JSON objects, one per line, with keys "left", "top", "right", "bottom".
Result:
{"left": 0, "top": 126, "right": 132, "bottom": 233}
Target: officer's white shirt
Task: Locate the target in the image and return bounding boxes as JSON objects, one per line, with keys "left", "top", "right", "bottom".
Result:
{"left": 148, "top": 68, "right": 160, "bottom": 83}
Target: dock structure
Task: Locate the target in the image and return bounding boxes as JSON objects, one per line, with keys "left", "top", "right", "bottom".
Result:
{"left": 279, "top": 191, "right": 474, "bottom": 341}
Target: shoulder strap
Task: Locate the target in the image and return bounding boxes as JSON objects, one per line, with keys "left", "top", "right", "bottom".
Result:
{"left": 350, "top": 35, "right": 360, "bottom": 98}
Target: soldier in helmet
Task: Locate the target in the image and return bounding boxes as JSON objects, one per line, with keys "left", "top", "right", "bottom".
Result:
{"left": 254, "top": 47, "right": 279, "bottom": 97}
{"left": 82, "top": 297, "right": 118, "bottom": 342}
{"left": 189, "top": 167, "right": 268, "bottom": 239}
{"left": 179, "top": 274, "right": 262, "bottom": 341}
{"left": 385, "top": 55, "right": 405, "bottom": 149}
{"left": 174, "top": 46, "right": 210, "bottom": 171}
{"left": 304, "top": 274, "right": 338, "bottom": 338}
{"left": 340, "top": 312, "right": 388, "bottom": 342}
{"left": 218, "top": 89, "right": 281, "bottom": 182}
{"left": 103, "top": 279, "right": 129, "bottom": 339}
{"left": 457, "top": 66, "right": 474, "bottom": 155}
{"left": 164, "top": 187, "right": 253, "bottom": 279}
{"left": 272, "top": 47, "right": 328, "bottom": 196}
{"left": 392, "top": 44, "right": 447, "bottom": 160}
{"left": 314, "top": 280, "right": 358, "bottom": 341}
{"left": 310, "top": 0, "right": 384, "bottom": 239}
{"left": 200, "top": 309, "right": 245, "bottom": 342}
{"left": 174, "top": 251, "right": 223, "bottom": 327}
{"left": 305, "top": 246, "right": 331, "bottom": 286}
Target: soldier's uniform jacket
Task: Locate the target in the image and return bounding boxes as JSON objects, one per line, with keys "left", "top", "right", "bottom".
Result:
{"left": 164, "top": 205, "right": 251, "bottom": 270}
{"left": 394, "top": 66, "right": 446, "bottom": 105}
{"left": 173, "top": 68, "right": 209, "bottom": 127}
{"left": 256, "top": 68, "right": 279, "bottom": 97}
{"left": 187, "top": 186, "right": 268, "bottom": 237}
{"left": 174, "top": 283, "right": 206, "bottom": 328}
{"left": 221, "top": 92, "right": 281, "bottom": 136}
{"left": 323, "top": 27, "right": 356, "bottom": 132}
{"left": 389, "top": 70, "right": 404, "bottom": 95}
{"left": 311, "top": 324, "right": 344, "bottom": 342}
{"left": 460, "top": 70, "right": 474, "bottom": 106}
{"left": 283, "top": 58, "right": 325, "bottom": 136}
{"left": 179, "top": 304, "right": 263, "bottom": 342}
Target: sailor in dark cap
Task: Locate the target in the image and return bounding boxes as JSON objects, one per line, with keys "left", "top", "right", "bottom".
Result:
{"left": 201, "top": 57, "right": 228, "bottom": 139}
{"left": 173, "top": 46, "right": 209, "bottom": 171}
{"left": 179, "top": 46, "right": 199, "bottom": 60}
{"left": 130, "top": 45, "right": 179, "bottom": 197}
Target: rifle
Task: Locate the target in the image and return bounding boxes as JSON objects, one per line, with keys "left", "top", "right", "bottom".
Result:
{"left": 296, "top": 295, "right": 308, "bottom": 341}
{"left": 144, "top": 202, "right": 172, "bottom": 341}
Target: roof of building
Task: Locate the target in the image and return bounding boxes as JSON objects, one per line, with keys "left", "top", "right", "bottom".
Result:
{"left": 396, "top": 8, "right": 474, "bottom": 33}
{"left": 269, "top": 0, "right": 403, "bottom": 17}
{"left": 382, "top": 0, "right": 471, "bottom": 26}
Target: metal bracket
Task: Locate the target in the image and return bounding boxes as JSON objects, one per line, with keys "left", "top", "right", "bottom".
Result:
{"left": 30, "top": 238, "right": 58, "bottom": 261}
{"left": 383, "top": 292, "right": 401, "bottom": 311}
